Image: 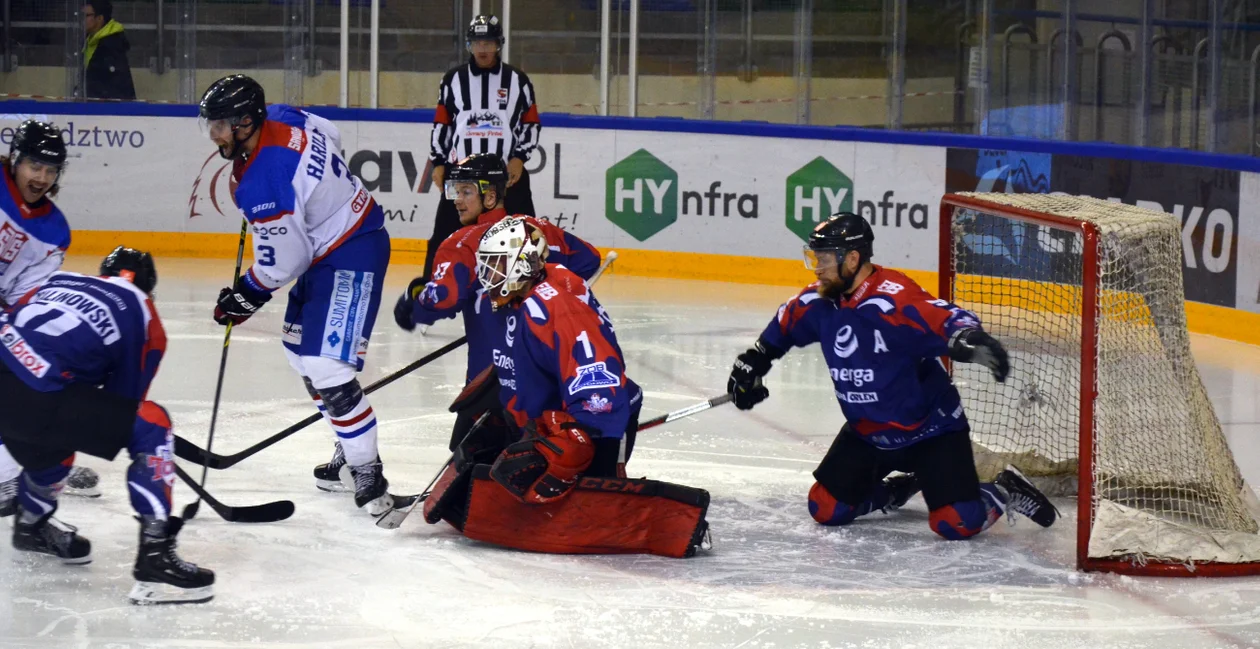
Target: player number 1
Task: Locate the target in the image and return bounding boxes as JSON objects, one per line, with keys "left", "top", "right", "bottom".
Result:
{"left": 576, "top": 330, "right": 593, "bottom": 359}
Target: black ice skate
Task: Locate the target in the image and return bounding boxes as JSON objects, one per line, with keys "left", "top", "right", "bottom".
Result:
{"left": 0, "top": 476, "right": 16, "bottom": 518}
{"left": 313, "top": 441, "right": 350, "bottom": 493}
{"left": 64, "top": 466, "right": 102, "bottom": 499}
{"left": 994, "top": 465, "right": 1058, "bottom": 528}
{"left": 130, "top": 516, "right": 215, "bottom": 605}
{"left": 350, "top": 459, "right": 394, "bottom": 517}
{"left": 883, "top": 473, "right": 921, "bottom": 511}
{"left": 13, "top": 513, "right": 92, "bottom": 564}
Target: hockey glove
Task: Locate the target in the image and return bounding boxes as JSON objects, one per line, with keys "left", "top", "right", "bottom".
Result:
{"left": 393, "top": 277, "right": 428, "bottom": 332}
{"left": 948, "top": 328, "right": 1010, "bottom": 382}
{"left": 727, "top": 341, "right": 776, "bottom": 410}
{"left": 490, "top": 410, "right": 596, "bottom": 505}
{"left": 213, "top": 278, "right": 272, "bottom": 326}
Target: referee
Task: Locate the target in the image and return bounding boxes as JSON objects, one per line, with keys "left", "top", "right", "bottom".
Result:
{"left": 423, "top": 14, "right": 540, "bottom": 281}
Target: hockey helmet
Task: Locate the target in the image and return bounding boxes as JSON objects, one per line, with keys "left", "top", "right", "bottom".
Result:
{"left": 10, "top": 120, "right": 67, "bottom": 171}
{"left": 466, "top": 15, "right": 505, "bottom": 46}
{"left": 445, "top": 153, "right": 508, "bottom": 203}
{"left": 804, "top": 212, "right": 874, "bottom": 271}
{"left": 199, "top": 74, "right": 267, "bottom": 159}
{"left": 476, "top": 217, "right": 547, "bottom": 307}
{"left": 101, "top": 246, "right": 158, "bottom": 295}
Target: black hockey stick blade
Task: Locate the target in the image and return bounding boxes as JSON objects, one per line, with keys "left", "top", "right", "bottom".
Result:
{"left": 174, "top": 463, "right": 295, "bottom": 524}
{"left": 172, "top": 335, "right": 470, "bottom": 470}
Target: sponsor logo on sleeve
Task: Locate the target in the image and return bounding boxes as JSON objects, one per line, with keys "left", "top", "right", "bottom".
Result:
{"left": 568, "top": 361, "right": 621, "bottom": 395}
{"left": 1, "top": 324, "right": 49, "bottom": 378}
{"left": 581, "top": 393, "right": 612, "bottom": 414}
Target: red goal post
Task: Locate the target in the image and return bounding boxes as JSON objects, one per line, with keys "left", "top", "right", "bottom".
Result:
{"left": 939, "top": 192, "right": 1260, "bottom": 577}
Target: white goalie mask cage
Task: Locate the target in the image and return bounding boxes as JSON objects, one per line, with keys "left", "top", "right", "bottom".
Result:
{"left": 476, "top": 217, "right": 548, "bottom": 301}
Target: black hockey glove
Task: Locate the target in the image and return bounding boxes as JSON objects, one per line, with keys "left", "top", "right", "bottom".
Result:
{"left": 727, "top": 341, "right": 777, "bottom": 410}
{"left": 213, "top": 279, "right": 271, "bottom": 326}
{"left": 948, "top": 329, "right": 1010, "bottom": 382}
{"left": 393, "top": 277, "right": 428, "bottom": 332}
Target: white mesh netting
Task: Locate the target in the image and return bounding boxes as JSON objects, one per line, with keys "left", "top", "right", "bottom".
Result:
{"left": 947, "top": 192, "right": 1260, "bottom": 567}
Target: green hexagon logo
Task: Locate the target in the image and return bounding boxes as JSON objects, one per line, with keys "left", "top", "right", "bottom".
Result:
{"left": 785, "top": 156, "right": 853, "bottom": 242}
{"left": 605, "top": 149, "right": 678, "bottom": 242}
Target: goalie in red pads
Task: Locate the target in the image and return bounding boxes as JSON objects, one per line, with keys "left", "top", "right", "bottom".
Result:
{"left": 424, "top": 218, "right": 710, "bottom": 558}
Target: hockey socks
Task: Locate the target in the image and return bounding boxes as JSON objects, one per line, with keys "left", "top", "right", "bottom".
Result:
{"left": 317, "top": 379, "right": 380, "bottom": 467}
{"left": 126, "top": 402, "right": 175, "bottom": 520}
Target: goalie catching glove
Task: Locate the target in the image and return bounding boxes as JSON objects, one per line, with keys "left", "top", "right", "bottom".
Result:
{"left": 213, "top": 277, "right": 272, "bottom": 326}
{"left": 948, "top": 328, "right": 1010, "bottom": 382}
{"left": 489, "top": 411, "right": 596, "bottom": 505}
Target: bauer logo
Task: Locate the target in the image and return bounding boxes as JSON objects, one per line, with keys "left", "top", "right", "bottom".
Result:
{"left": 605, "top": 149, "right": 678, "bottom": 241}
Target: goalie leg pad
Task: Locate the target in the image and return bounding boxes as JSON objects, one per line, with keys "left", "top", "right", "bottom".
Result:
{"left": 424, "top": 416, "right": 518, "bottom": 526}
{"left": 462, "top": 465, "right": 711, "bottom": 558}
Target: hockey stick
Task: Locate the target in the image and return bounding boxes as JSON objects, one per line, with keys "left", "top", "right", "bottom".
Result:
{"left": 183, "top": 218, "right": 248, "bottom": 521}
{"left": 376, "top": 392, "right": 731, "bottom": 529}
{"left": 173, "top": 335, "right": 468, "bottom": 470}
{"left": 173, "top": 463, "right": 295, "bottom": 524}
{"left": 374, "top": 411, "right": 491, "bottom": 529}
{"left": 174, "top": 251, "right": 621, "bottom": 471}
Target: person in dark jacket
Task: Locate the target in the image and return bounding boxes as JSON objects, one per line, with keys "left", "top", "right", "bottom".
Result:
{"left": 82, "top": 1, "right": 136, "bottom": 100}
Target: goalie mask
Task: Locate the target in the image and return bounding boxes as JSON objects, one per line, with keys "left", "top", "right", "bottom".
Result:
{"left": 476, "top": 218, "right": 548, "bottom": 308}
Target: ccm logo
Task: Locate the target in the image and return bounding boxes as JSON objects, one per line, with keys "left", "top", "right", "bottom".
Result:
{"left": 351, "top": 189, "right": 369, "bottom": 213}
{"left": 578, "top": 477, "right": 646, "bottom": 493}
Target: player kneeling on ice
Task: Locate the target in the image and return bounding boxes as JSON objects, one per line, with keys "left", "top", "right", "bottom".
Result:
{"left": 0, "top": 248, "right": 214, "bottom": 605}
{"left": 200, "top": 75, "right": 398, "bottom": 517}
{"left": 727, "top": 213, "right": 1057, "bottom": 540}
{"left": 419, "top": 219, "right": 710, "bottom": 558}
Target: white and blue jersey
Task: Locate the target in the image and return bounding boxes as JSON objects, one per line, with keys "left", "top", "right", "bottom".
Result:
{"left": 0, "top": 165, "right": 70, "bottom": 307}
{"left": 760, "top": 266, "right": 983, "bottom": 450}
{"left": 231, "top": 105, "right": 389, "bottom": 368}
{"left": 0, "top": 272, "right": 164, "bottom": 399}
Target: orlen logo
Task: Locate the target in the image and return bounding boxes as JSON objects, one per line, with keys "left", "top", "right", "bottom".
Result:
{"left": 1, "top": 324, "right": 49, "bottom": 378}
{"left": 833, "top": 325, "right": 858, "bottom": 358}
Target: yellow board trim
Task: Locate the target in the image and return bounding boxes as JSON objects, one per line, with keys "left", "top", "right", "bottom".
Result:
{"left": 71, "top": 230, "right": 1260, "bottom": 346}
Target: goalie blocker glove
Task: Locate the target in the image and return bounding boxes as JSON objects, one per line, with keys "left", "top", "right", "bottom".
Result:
{"left": 490, "top": 411, "right": 596, "bottom": 505}
{"left": 727, "top": 339, "right": 782, "bottom": 410}
{"left": 948, "top": 328, "right": 1010, "bottom": 382}
{"left": 213, "top": 277, "right": 272, "bottom": 326}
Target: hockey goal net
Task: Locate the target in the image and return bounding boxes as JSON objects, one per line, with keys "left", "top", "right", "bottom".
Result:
{"left": 940, "top": 192, "right": 1260, "bottom": 576}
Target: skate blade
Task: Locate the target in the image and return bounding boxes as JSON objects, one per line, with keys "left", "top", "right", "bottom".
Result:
{"left": 315, "top": 478, "right": 352, "bottom": 493}
{"left": 63, "top": 486, "right": 103, "bottom": 499}
{"left": 62, "top": 553, "right": 93, "bottom": 565}
{"left": 129, "top": 582, "right": 214, "bottom": 606}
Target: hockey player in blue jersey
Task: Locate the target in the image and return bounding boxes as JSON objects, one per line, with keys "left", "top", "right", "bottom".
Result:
{"left": 0, "top": 248, "right": 215, "bottom": 605}
{"left": 0, "top": 120, "right": 101, "bottom": 518}
{"left": 199, "top": 75, "right": 398, "bottom": 517}
{"left": 727, "top": 213, "right": 1057, "bottom": 541}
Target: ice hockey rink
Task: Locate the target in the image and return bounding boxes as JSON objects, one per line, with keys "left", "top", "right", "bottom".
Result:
{"left": 4, "top": 255, "right": 1260, "bottom": 649}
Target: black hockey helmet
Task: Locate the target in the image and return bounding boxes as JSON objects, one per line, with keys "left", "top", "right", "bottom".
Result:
{"left": 9, "top": 119, "right": 67, "bottom": 174}
{"left": 466, "top": 15, "right": 504, "bottom": 46}
{"left": 199, "top": 74, "right": 266, "bottom": 159}
{"left": 804, "top": 212, "right": 874, "bottom": 270}
{"left": 100, "top": 246, "right": 157, "bottom": 295}
{"left": 445, "top": 153, "right": 508, "bottom": 202}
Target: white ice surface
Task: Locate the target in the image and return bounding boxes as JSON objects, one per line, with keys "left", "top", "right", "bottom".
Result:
{"left": 4, "top": 257, "right": 1260, "bottom": 649}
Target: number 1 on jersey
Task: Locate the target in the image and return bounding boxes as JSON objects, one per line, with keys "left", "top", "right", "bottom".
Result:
{"left": 576, "top": 330, "right": 593, "bottom": 360}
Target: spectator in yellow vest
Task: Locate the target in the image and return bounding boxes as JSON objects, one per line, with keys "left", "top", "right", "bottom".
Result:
{"left": 82, "top": 1, "right": 136, "bottom": 100}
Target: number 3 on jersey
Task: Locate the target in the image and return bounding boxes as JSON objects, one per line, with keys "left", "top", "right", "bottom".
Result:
{"left": 258, "top": 245, "right": 276, "bottom": 266}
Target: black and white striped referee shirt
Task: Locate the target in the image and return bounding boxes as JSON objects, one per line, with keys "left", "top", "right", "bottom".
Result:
{"left": 430, "top": 57, "right": 541, "bottom": 167}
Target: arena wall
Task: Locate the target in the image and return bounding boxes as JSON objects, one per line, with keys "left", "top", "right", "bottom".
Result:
{"left": 2, "top": 99, "right": 1256, "bottom": 344}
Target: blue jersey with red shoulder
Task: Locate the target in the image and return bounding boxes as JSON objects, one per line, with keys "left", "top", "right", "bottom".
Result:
{"left": 232, "top": 104, "right": 384, "bottom": 295}
{"left": 509, "top": 264, "right": 639, "bottom": 439}
{"left": 760, "top": 266, "right": 983, "bottom": 449}
{"left": 410, "top": 207, "right": 601, "bottom": 384}
{"left": 0, "top": 272, "right": 165, "bottom": 400}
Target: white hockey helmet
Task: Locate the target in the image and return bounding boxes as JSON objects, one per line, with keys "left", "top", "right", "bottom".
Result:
{"left": 476, "top": 217, "right": 548, "bottom": 306}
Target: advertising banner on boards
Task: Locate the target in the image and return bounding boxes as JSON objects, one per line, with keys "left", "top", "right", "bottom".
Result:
{"left": 945, "top": 148, "right": 1240, "bottom": 308}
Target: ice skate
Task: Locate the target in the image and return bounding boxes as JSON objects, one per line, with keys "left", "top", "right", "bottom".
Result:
{"left": 13, "top": 512, "right": 92, "bottom": 565}
{"left": 129, "top": 516, "right": 215, "bottom": 605}
{"left": 313, "top": 441, "right": 350, "bottom": 493}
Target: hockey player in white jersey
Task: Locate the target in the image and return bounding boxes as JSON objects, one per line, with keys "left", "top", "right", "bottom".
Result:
{"left": 198, "top": 75, "right": 396, "bottom": 516}
{"left": 0, "top": 120, "right": 100, "bottom": 518}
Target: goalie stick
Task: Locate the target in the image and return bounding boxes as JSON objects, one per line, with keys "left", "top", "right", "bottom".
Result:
{"left": 174, "top": 251, "right": 620, "bottom": 471}
{"left": 375, "top": 391, "right": 732, "bottom": 530}
{"left": 173, "top": 463, "right": 295, "bottom": 524}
